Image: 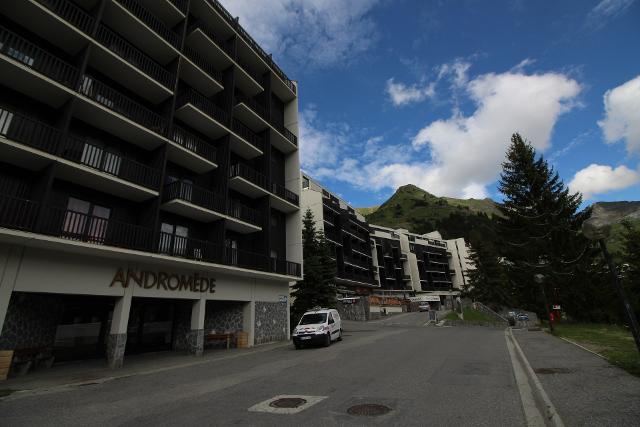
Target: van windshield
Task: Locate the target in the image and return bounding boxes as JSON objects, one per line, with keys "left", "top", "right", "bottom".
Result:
{"left": 299, "top": 313, "right": 327, "bottom": 325}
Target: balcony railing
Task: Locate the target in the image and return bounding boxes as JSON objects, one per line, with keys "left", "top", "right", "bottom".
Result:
{"left": 35, "top": 0, "right": 96, "bottom": 35}
{"left": 177, "top": 88, "right": 229, "bottom": 125}
{"left": 234, "top": 55, "right": 263, "bottom": 85}
{"left": 168, "top": 0, "right": 188, "bottom": 14}
{"left": 269, "top": 115, "right": 298, "bottom": 147}
{"left": 94, "top": 24, "right": 175, "bottom": 90}
{"left": 187, "top": 22, "right": 234, "bottom": 58}
{"left": 163, "top": 180, "right": 226, "bottom": 214}
{"left": 271, "top": 182, "right": 299, "bottom": 206}
{"left": 0, "top": 194, "right": 299, "bottom": 276}
{"left": 203, "top": 0, "right": 295, "bottom": 94}
{"left": 113, "top": 0, "right": 180, "bottom": 49}
{"left": 0, "top": 195, "right": 39, "bottom": 231}
{"left": 231, "top": 118, "right": 263, "bottom": 152}
{"left": 227, "top": 199, "right": 261, "bottom": 226}
{"left": 229, "top": 163, "right": 268, "bottom": 190}
{"left": 337, "top": 269, "right": 374, "bottom": 285}
{"left": 40, "top": 205, "right": 152, "bottom": 251}
{"left": 0, "top": 25, "right": 80, "bottom": 89}
{"left": 61, "top": 136, "right": 162, "bottom": 190}
{"left": 0, "top": 106, "right": 62, "bottom": 154}
{"left": 170, "top": 125, "right": 217, "bottom": 163}
{"left": 182, "top": 45, "right": 223, "bottom": 86}
{"left": 235, "top": 91, "right": 267, "bottom": 121}
{"left": 78, "top": 75, "right": 167, "bottom": 135}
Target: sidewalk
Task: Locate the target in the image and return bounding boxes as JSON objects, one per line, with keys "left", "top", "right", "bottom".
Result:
{"left": 513, "top": 328, "right": 640, "bottom": 426}
{"left": 0, "top": 342, "right": 288, "bottom": 397}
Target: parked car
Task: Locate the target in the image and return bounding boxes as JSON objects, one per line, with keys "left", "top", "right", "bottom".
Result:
{"left": 292, "top": 308, "right": 342, "bottom": 349}
{"left": 517, "top": 313, "right": 529, "bottom": 321}
{"left": 419, "top": 303, "right": 430, "bottom": 312}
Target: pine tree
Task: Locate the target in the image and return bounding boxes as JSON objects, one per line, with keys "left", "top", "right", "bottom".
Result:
{"left": 497, "top": 133, "right": 587, "bottom": 317}
{"left": 465, "top": 240, "right": 510, "bottom": 309}
{"left": 290, "top": 209, "right": 337, "bottom": 325}
{"left": 621, "top": 220, "right": 640, "bottom": 319}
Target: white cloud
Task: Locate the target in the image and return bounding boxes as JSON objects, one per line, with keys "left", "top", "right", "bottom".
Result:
{"left": 385, "top": 78, "right": 436, "bottom": 106}
{"left": 303, "top": 69, "right": 581, "bottom": 199}
{"left": 218, "top": 0, "right": 379, "bottom": 68}
{"left": 598, "top": 75, "right": 640, "bottom": 155}
{"left": 437, "top": 59, "right": 471, "bottom": 89}
{"left": 585, "top": 0, "right": 636, "bottom": 30}
{"left": 568, "top": 164, "right": 640, "bottom": 199}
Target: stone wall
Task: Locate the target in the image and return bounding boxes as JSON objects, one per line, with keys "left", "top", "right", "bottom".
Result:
{"left": 172, "top": 300, "right": 244, "bottom": 352}
{"left": 0, "top": 293, "right": 64, "bottom": 350}
{"left": 336, "top": 298, "right": 370, "bottom": 321}
{"left": 254, "top": 301, "right": 287, "bottom": 345}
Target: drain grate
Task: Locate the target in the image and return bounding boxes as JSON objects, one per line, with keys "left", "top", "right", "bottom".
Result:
{"left": 534, "top": 367, "right": 574, "bottom": 374}
{"left": 347, "top": 403, "right": 392, "bottom": 416}
{"left": 269, "top": 397, "right": 307, "bottom": 409}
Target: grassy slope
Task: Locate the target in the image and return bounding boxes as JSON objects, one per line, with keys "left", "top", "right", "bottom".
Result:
{"left": 552, "top": 323, "right": 640, "bottom": 377}
{"left": 355, "top": 206, "right": 380, "bottom": 216}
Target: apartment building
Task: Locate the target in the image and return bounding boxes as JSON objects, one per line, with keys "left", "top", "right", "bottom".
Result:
{"left": 300, "top": 174, "right": 473, "bottom": 308}
{"left": 0, "top": 0, "right": 302, "bottom": 369}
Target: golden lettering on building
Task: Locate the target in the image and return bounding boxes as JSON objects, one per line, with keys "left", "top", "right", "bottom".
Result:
{"left": 110, "top": 268, "right": 216, "bottom": 293}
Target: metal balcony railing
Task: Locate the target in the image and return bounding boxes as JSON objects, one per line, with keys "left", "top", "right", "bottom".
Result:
{"left": 35, "top": 0, "right": 96, "bottom": 35}
{"left": 271, "top": 258, "right": 301, "bottom": 277}
{"left": 0, "top": 195, "right": 39, "bottom": 231}
{"left": 0, "top": 106, "right": 62, "bottom": 154}
{"left": 269, "top": 114, "right": 298, "bottom": 147}
{"left": 229, "top": 163, "right": 268, "bottom": 190}
{"left": 158, "top": 231, "right": 223, "bottom": 262}
{"left": 113, "top": 0, "right": 180, "bottom": 49}
{"left": 234, "top": 55, "right": 263, "bottom": 85}
{"left": 227, "top": 199, "right": 261, "bottom": 227}
{"left": 203, "top": 0, "right": 295, "bottom": 94}
{"left": 78, "top": 75, "right": 167, "bottom": 135}
{"left": 163, "top": 180, "right": 226, "bottom": 214}
{"left": 40, "top": 204, "right": 152, "bottom": 251}
{"left": 231, "top": 118, "right": 263, "bottom": 152}
{"left": 234, "top": 91, "right": 267, "bottom": 121}
{"left": 94, "top": 24, "right": 175, "bottom": 90}
{"left": 61, "top": 136, "right": 162, "bottom": 190}
{"left": 0, "top": 25, "right": 80, "bottom": 89}
{"left": 177, "top": 88, "right": 229, "bottom": 125}
{"left": 187, "top": 22, "right": 234, "bottom": 58}
{"left": 270, "top": 182, "right": 299, "bottom": 206}
{"left": 168, "top": 0, "right": 188, "bottom": 14}
{"left": 182, "top": 45, "right": 223, "bottom": 86}
{"left": 171, "top": 125, "right": 217, "bottom": 164}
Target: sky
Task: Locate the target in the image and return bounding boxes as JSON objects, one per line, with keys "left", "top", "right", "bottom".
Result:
{"left": 219, "top": 0, "right": 640, "bottom": 208}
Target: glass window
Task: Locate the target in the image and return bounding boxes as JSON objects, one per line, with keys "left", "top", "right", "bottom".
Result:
{"left": 63, "top": 198, "right": 110, "bottom": 243}
{"left": 302, "top": 177, "right": 309, "bottom": 189}
{"left": 0, "top": 109, "right": 14, "bottom": 136}
{"left": 299, "top": 313, "right": 327, "bottom": 325}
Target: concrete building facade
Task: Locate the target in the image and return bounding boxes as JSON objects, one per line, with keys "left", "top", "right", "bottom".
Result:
{"left": 0, "top": 0, "right": 301, "bottom": 369}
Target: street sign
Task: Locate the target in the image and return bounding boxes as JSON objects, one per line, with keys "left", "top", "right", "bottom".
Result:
{"left": 552, "top": 305, "right": 561, "bottom": 310}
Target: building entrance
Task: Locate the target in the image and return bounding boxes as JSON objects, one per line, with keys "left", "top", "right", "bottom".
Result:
{"left": 125, "top": 298, "right": 175, "bottom": 354}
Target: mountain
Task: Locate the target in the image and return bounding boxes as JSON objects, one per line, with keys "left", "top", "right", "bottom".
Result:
{"left": 358, "top": 184, "right": 500, "bottom": 242}
{"left": 592, "top": 201, "right": 640, "bottom": 258}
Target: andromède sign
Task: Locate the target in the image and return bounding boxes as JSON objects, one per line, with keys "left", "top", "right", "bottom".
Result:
{"left": 110, "top": 268, "right": 216, "bottom": 293}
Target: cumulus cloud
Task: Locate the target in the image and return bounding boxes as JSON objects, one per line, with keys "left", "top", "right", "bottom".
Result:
{"left": 386, "top": 78, "right": 436, "bottom": 106}
{"left": 568, "top": 164, "right": 640, "bottom": 199}
{"left": 585, "top": 0, "right": 636, "bottom": 30}
{"left": 218, "top": 0, "right": 379, "bottom": 68}
{"left": 598, "top": 75, "right": 640, "bottom": 155}
{"left": 303, "top": 68, "right": 582, "bottom": 199}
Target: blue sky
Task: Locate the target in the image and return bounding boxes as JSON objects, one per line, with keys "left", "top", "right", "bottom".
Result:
{"left": 221, "top": 0, "right": 640, "bottom": 207}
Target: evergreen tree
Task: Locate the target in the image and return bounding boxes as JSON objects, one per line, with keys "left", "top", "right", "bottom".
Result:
{"left": 621, "top": 220, "right": 640, "bottom": 319}
{"left": 497, "top": 133, "right": 587, "bottom": 317}
{"left": 290, "top": 209, "right": 337, "bottom": 325}
{"left": 465, "top": 240, "right": 510, "bottom": 310}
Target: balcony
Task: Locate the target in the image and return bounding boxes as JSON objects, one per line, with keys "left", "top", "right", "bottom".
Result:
{"left": 0, "top": 195, "right": 299, "bottom": 277}
{"left": 0, "top": 25, "right": 79, "bottom": 107}
{"left": 269, "top": 115, "right": 298, "bottom": 153}
{"left": 174, "top": 88, "right": 229, "bottom": 141}
{"left": 138, "top": 0, "right": 186, "bottom": 28}
{"left": 0, "top": 106, "right": 62, "bottom": 164}
{"left": 230, "top": 118, "right": 263, "bottom": 159}
{"left": 169, "top": 126, "right": 218, "bottom": 173}
{"left": 161, "top": 181, "right": 260, "bottom": 233}
{"left": 76, "top": 75, "right": 168, "bottom": 147}
{"left": 228, "top": 163, "right": 269, "bottom": 197}
{"left": 270, "top": 182, "right": 299, "bottom": 212}
{"left": 181, "top": 45, "right": 224, "bottom": 97}
{"left": 103, "top": 0, "right": 180, "bottom": 64}
{"left": 57, "top": 136, "right": 161, "bottom": 200}
{"left": 92, "top": 24, "right": 175, "bottom": 103}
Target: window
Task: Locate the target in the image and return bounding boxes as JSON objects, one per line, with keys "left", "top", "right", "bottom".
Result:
{"left": 80, "top": 142, "right": 122, "bottom": 176}
{"left": 63, "top": 197, "right": 111, "bottom": 243}
{"left": 302, "top": 176, "right": 309, "bottom": 189}
{"left": 159, "top": 223, "right": 189, "bottom": 256}
{"left": 225, "top": 238, "right": 238, "bottom": 265}
{"left": 7, "top": 46, "right": 35, "bottom": 67}
{"left": 0, "top": 108, "right": 14, "bottom": 136}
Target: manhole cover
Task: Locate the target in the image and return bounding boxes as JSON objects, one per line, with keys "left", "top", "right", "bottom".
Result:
{"left": 269, "top": 397, "right": 307, "bottom": 408}
{"left": 534, "top": 367, "right": 574, "bottom": 374}
{"left": 347, "top": 403, "right": 392, "bottom": 416}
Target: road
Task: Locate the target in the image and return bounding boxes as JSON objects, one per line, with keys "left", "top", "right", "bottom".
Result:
{"left": 0, "top": 313, "right": 525, "bottom": 426}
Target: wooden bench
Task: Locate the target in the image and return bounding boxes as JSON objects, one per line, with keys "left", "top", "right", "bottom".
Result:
{"left": 205, "top": 333, "right": 234, "bottom": 350}
{"left": 0, "top": 350, "right": 13, "bottom": 381}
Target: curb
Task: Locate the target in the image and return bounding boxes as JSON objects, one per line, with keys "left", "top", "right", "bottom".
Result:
{"left": 555, "top": 336, "right": 606, "bottom": 360}
{"left": 508, "top": 328, "right": 564, "bottom": 427}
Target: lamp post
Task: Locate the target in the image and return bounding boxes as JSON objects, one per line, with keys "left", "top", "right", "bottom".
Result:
{"left": 534, "top": 273, "right": 553, "bottom": 332}
{"left": 582, "top": 217, "right": 640, "bottom": 353}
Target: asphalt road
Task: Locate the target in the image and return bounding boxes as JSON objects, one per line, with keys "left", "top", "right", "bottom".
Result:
{"left": 0, "top": 313, "right": 525, "bottom": 426}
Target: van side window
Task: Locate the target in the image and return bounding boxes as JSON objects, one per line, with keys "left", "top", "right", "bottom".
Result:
{"left": 328, "top": 313, "right": 334, "bottom": 324}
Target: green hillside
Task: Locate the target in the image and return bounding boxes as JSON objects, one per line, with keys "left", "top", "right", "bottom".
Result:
{"left": 355, "top": 206, "right": 379, "bottom": 216}
{"left": 362, "top": 184, "right": 500, "bottom": 242}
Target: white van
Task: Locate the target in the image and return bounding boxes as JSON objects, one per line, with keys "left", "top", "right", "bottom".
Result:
{"left": 291, "top": 308, "right": 342, "bottom": 349}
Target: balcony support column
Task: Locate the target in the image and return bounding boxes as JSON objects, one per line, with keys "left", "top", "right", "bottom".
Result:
{"left": 0, "top": 246, "right": 23, "bottom": 337}
{"left": 187, "top": 297, "right": 206, "bottom": 356}
{"left": 106, "top": 288, "right": 133, "bottom": 369}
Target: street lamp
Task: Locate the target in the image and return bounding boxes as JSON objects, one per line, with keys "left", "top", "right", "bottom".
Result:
{"left": 582, "top": 215, "right": 640, "bottom": 353}
{"left": 534, "top": 273, "right": 554, "bottom": 332}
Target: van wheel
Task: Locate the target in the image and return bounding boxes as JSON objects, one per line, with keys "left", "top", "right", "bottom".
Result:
{"left": 324, "top": 333, "right": 331, "bottom": 347}
{"left": 337, "top": 329, "right": 343, "bottom": 341}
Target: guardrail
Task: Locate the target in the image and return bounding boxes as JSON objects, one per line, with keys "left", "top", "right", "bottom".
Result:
{"left": 114, "top": 0, "right": 180, "bottom": 49}
{"left": 171, "top": 125, "right": 217, "bottom": 164}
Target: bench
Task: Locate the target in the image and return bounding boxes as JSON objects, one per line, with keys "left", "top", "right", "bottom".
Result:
{"left": 205, "top": 332, "right": 234, "bottom": 350}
